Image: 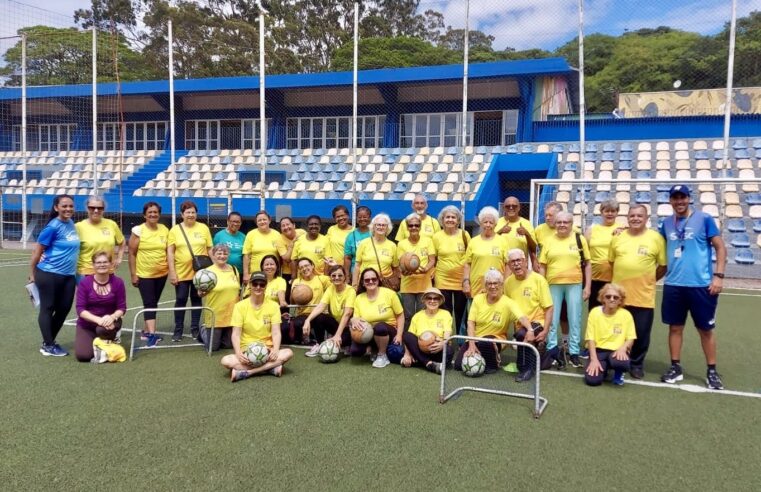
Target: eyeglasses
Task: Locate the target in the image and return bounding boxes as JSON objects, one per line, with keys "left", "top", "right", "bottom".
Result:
{"left": 330, "top": 274, "right": 345, "bottom": 279}
{"left": 251, "top": 282, "right": 266, "bottom": 289}
{"left": 93, "top": 261, "right": 110, "bottom": 266}
{"left": 407, "top": 224, "right": 421, "bottom": 228}
{"left": 604, "top": 294, "right": 621, "bottom": 301}
{"left": 424, "top": 296, "right": 440, "bottom": 301}
{"left": 508, "top": 258, "right": 523, "bottom": 264}
{"left": 363, "top": 277, "right": 379, "bottom": 284}
{"left": 485, "top": 282, "right": 501, "bottom": 287}
{"left": 88, "top": 206, "right": 104, "bottom": 211}
{"left": 504, "top": 204, "right": 519, "bottom": 209}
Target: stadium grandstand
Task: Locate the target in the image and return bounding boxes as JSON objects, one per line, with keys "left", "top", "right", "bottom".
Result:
{"left": 1, "top": 58, "right": 760, "bottom": 274}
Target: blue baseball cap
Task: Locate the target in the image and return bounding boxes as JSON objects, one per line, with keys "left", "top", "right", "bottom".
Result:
{"left": 669, "top": 185, "right": 691, "bottom": 197}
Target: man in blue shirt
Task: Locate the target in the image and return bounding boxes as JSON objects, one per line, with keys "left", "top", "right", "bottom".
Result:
{"left": 213, "top": 212, "right": 245, "bottom": 278}
{"left": 659, "top": 185, "right": 726, "bottom": 390}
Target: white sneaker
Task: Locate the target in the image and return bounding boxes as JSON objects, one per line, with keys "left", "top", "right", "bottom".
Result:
{"left": 305, "top": 344, "right": 320, "bottom": 357}
{"left": 372, "top": 353, "right": 390, "bottom": 368}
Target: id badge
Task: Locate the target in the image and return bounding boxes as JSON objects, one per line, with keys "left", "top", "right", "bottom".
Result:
{"left": 674, "top": 247, "right": 682, "bottom": 259}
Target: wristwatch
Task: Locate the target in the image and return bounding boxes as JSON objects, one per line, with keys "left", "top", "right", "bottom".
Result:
{"left": 713, "top": 273, "right": 725, "bottom": 279}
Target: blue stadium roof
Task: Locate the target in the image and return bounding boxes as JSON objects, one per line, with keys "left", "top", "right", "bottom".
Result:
{"left": 0, "top": 58, "right": 573, "bottom": 100}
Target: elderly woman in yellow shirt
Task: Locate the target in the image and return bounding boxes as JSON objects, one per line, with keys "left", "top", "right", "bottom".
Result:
{"left": 242, "top": 210, "right": 281, "bottom": 284}
{"left": 76, "top": 194, "right": 125, "bottom": 276}
{"left": 352, "top": 213, "right": 400, "bottom": 290}
{"left": 585, "top": 198, "right": 624, "bottom": 310}
{"left": 463, "top": 206, "right": 509, "bottom": 297}
{"left": 396, "top": 213, "right": 436, "bottom": 330}
{"left": 401, "top": 287, "right": 452, "bottom": 374}
{"left": 432, "top": 205, "right": 470, "bottom": 336}
{"left": 198, "top": 244, "right": 240, "bottom": 351}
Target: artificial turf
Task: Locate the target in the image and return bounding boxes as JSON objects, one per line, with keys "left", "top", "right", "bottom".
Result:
{"left": 2, "top": 261, "right": 760, "bottom": 490}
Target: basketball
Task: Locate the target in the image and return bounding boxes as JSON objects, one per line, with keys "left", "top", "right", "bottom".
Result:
{"left": 418, "top": 330, "right": 438, "bottom": 353}
{"left": 245, "top": 342, "right": 269, "bottom": 367}
{"left": 351, "top": 320, "right": 374, "bottom": 344}
{"left": 193, "top": 269, "right": 217, "bottom": 292}
{"left": 462, "top": 352, "right": 486, "bottom": 377}
{"left": 400, "top": 252, "right": 421, "bottom": 273}
{"left": 291, "top": 283, "right": 313, "bottom": 305}
{"left": 317, "top": 339, "right": 340, "bottom": 363}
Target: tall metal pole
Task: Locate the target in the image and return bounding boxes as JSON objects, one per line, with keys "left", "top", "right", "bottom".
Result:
{"left": 92, "top": 27, "right": 99, "bottom": 192}
{"left": 720, "top": 0, "right": 738, "bottom": 228}
{"left": 351, "top": 1, "right": 359, "bottom": 228}
{"left": 459, "top": 0, "right": 470, "bottom": 230}
{"left": 169, "top": 20, "right": 177, "bottom": 224}
{"left": 577, "top": 0, "right": 586, "bottom": 227}
{"left": 21, "top": 33, "right": 27, "bottom": 248}
{"left": 257, "top": 1, "right": 267, "bottom": 211}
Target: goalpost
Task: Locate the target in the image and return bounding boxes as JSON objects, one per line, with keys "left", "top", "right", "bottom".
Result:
{"left": 129, "top": 307, "right": 216, "bottom": 360}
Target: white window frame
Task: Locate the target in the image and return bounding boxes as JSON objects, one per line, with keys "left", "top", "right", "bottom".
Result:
{"left": 12, "top": 124, "right": 75, "bottom": 151}
{"left": 399, "top": 112, "right": 474, "bottom": 148}
{"left": 98, "top": 121, "right": 168, "bottom": 151}
{"left": 286, "top": 115, "right": 385, "bottom": 149}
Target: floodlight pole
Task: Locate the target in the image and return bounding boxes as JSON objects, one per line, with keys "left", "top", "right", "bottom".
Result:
{"left": 257, "top": 1, "right": 267, "bottom": 211}
{"left": 351, "top": 1, "right": 359, "bottom": 228}
{"left": 719, "top": 0, "right": 737, "bottom": 227}
{"left": 21, "top": 33, "right": 27, "bottom": 248}
{"left": 459, "top": 0, "right": 470, "bottom": 229}
{"left": 169, "top": 20, "right": 177, "bottom": 224}
{"left": 92, "top": 26, "right": 99, "bottom": 192}
{"left": 577, "top": 0, "right": 586, "bottom": 227}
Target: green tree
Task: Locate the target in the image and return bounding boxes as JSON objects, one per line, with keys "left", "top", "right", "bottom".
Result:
{"left": 331, "top": 36, "right": 458, "bottom": 71}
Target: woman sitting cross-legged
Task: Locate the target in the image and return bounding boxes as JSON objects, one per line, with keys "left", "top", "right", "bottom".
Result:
{"left": 584, "top": 283, "right": 636, "bottom": 387}
{"left": 401, "top": 287, "right": 453, "bottom": 374}
{"left": 221, "top": 272, "right": 293, "bottom": 382}
{"left": 302, "top": 264, "right": 355, "bottom": 356}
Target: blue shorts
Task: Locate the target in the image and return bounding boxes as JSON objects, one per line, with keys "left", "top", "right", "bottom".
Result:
{"left": 661, "top": 284, "right": 718, "bottom": 330}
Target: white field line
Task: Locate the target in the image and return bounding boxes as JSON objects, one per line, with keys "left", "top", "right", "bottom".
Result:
{"left": 63, "top": 299, "right": 176, "bottom": 326}
{"left": 544, "top": 370, "right": 761, "bottom": 399}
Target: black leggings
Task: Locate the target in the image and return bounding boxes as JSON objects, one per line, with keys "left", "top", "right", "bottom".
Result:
{"left": 402, "top": 331, "right": 450, "bottom": 366}
{"left": 453, "top": 336, "right": 500, "bottom": 372}
{"left": 35, "top": 268, "right": 76, "bottom": 346}
{"left": 174, "top": 280, "right": 202, "bottom": 337}
{"left": 138, "top": 276, "right": 168, "bottom": 321}
{"left": 584, "top": 349, "right": 631, "bottom": 386}
{"left": 440, "top": 289, "right": 467, "bottom": 336}
{"left": 350, "top": 322, "right": 397, "bottom": 356}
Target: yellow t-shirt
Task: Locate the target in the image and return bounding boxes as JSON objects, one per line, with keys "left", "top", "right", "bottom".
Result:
{"left": 231, "top": 298, "right": 282, "bottom": 349}
{"left": 275, "top": 228, "right": 306, "bottom": 276}
{"left": 395, "top": 215, "right": 441, "bottom": 241}
{"left": 585, "top": 306, "right": 636, "bottom": 351}
{"left": 76, "top": 218, "right": 125, "bottom": 275}
{"left": 168, "top": 222, "right": 213, "bottom": 281}
{"left": 539, "top": 234, "right": 590, "bottom": 285}
{"left": 609, "top": 229, "right": 667, "bottom": 308}
{"left": 355, "top": 237, "right": 398, "bottom": 279}
{"left": 431, "top": 229, "right": 470, "bottom": 291}
{"left": 132, "top": 223, "right": 169, "bottom": 278}
{"left": 264, "top": 276, "right": 287, "bottom": 303}
{"left": 292, "top": 274, "right": 330, "bottom": 316}
{"left": 503, "top": 272, "right": 553, "bottom": 325}
{"left": 243, "top": 229, "right": 282, "bottom": 274}
{"left": 326, "top": 225, "right": 354, "bottom": 265}
{"left": 464, "top": 234, "right": 509, "bottom": 295}
{"left": 320, "top": 284, "right": 356, "bottom": 322}
{"left": 467, "top": 293, "right": 524, "bottom": 340}
{"left": 496, "top": 217, "right": 536, "bottom": 257}
{"left": 396, "top": 237, "right": 434, "bottom": 294}
{"left": 535, "top": 223, "right": 580, "bottom": 251}
{"left": 353, "top": 287, "right": 403, "bottom": 327}
{"left": 203, "top": 264, "right": 240, "bottom": 328}
{"left": 408, "top": 309, "right": 453, "bottom": 338}
{"left": 292, "top": 234, "right": 330, "bottom": 275}
{"left": 588, "top": 223, "right": 625, "bottom": 281}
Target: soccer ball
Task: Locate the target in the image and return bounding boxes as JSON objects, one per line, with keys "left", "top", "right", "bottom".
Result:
{"left": 317, "top": 340, "right": 340, "bottom": 363}
{"left": 245, "top": 342, "right": 269, "bottom": 367}
{"left": 462, "top": 352, "right": 486, "bottom": 377}
{"left": 193, "top": 269, "right": 217, "bottom": 292}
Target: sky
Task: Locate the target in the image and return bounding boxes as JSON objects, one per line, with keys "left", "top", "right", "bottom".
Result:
{"left": 2, "top": 0, "right": 761, "bottom": 51}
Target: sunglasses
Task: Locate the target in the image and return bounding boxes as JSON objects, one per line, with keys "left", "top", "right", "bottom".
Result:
{"left": 424, "top": 296, "right": 440, "bottom": 301}
{"left": 407, "top": 224, "right": 421, "bottom": 228}
{"left": 504, "top": 204, "right": 518, "bottom": 209}
{"left": 330, "top": 274, "right": 345, "bottom": 279}
{"left": 251, "top": 282, "right": 267, "bottom": 288}
{"left": 363, "top": 278, "right": 379, "bottom": 284}
{"left": 604, "top": 294, "right": 621, "bottom": 301}
{"left": 88, "top": 206, "right": 104, "bottom": 211}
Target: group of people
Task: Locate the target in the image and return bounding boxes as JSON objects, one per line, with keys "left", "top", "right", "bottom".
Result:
{"left": 29, "top": 187, "right": 726, "bottom": 390}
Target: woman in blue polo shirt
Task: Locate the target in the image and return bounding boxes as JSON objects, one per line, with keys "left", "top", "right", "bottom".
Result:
{"left": 29, "top": 194, "right": 81, "bottom": 357}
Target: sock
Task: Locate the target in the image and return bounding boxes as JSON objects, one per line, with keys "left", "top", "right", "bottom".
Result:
{"left": 671, "top": 359, "right": 681, "bottom": 366}
{"left": 707, "top": 364, "right": 716, "bottom": 372}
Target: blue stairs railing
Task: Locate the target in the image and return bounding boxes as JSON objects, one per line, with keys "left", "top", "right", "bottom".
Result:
{"left": 105, "top": 150, "right": 188, "bottom": 201}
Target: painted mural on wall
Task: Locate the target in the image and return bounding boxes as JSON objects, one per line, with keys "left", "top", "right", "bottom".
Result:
{"left": 618, "top": 87, "right": 761, "bottom": 117}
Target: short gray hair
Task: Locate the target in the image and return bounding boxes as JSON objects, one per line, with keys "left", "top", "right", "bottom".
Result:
{"left": 405, "top": 212, "right": 421, "bottom": 224}
{"left": 211, "top": 243, "right": 230, "bottom": 254}
{"left": 600, "top": 198, "right": 619, "bottom": 212}
{"left": 86, "top": 194, "right": 107, "bottom": 208}
{"left": 483, "top": 268, "right": 504, "bottom": 285}
{"left": 437, "top": 205, "right": 462, "bottom": 225}
{"left": 556, "top": 211, "right": 573, "bottom": 223}
{"left": 477, "top": 206, "right": 500, "bottom": 224}
{"left": 507, "top": 248, "right": 526, "bottom": 260}
{"left": 371, "top": 213, "right": 393, "bottom": 236}
{"left": 544, "top": 201, "right": 563, "bottom": 212}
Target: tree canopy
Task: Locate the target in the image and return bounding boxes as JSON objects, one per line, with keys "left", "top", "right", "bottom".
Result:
{"left": 2, "top": 1, "right": 760, "bottom": 113}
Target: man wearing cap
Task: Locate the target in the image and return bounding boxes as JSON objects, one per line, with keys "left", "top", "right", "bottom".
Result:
{"left": 659, "top": 185, "right": 726, "bottom": 390}
{"left": 504, "top": 249, "right": 553, "bottom": 382}
{"left": 496, "top": 197, "right": 539, "bottom": 271}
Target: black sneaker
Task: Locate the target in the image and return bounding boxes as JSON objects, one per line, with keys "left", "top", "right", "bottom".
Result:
{"left": 569, "top": 355, "right": 582, "bottom": 368}
{"left": 514, "top": 368, "right": 535, "bottom": 382}
{"left": 426, "top": 362, "right": 443, "bottom": 374}
{"left": 171, "top": 336, "right": 183, "bottom": 343}
{"left": 551, "top": 347, "right": 566, "bottom": 370}
{"left": 661, "top": 364, "right": 684, "bottom": 384}
{"left": 191, "top": 327, "right": 200, "bottom": 339}
{"left": 706, "top": 370, "right": 724, "bottom": 390}
{"left": 630, "top": 366, "right": 645, "bottom": 379}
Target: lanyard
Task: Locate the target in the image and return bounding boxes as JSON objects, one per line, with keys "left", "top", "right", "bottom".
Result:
{"left": 673, "top": 209, "right": 692, "bottom": 242}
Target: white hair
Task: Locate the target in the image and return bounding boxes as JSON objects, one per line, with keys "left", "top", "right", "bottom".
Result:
{"left": 507, "top": 248, "right": 526, "bottom": 260}
{"left": 556, "top": 211, "right": 573, "bottom": 223}
{"left": 371, "top": 213, "right": 393, "bottom": 236}
{"left": 483, "top": 268, "right": 504, "bottom": 285}
{"left": 437, "top": 205, "right": 462, "bottom": 225}
{"left": 405, "top": 212, "right": 421, "bottom": 224}
{"left": 477, "top": 206, "right": 500, "bottom": 224}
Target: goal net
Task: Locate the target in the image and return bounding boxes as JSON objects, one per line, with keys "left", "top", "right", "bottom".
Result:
{"left": 128, "top": 307, "right": 215, "bottom": 360}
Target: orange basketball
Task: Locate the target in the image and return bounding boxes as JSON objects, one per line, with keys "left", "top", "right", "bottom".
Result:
{"left": 400, "top": 252, "right": 421, "bottom": 273}
{"left": 418, "top": 330, "right": 438, "bottom": 353}
{"left": 291, "top": 284, "right": 313, "bottom": 306}
{"left": 350, "top": 320, "right": 374, "bottom": 344}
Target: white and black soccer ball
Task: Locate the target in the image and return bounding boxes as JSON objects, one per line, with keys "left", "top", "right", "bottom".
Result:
{"left": 245, "top": 342, "right": 269, "bottom": 367}
{"left": 462, "top": 353, "right": 486, "bottom": 377}
{"left": 193, "top": 269, "right": 218, "bottom": 292}
{"left": 317, "top": 339, "right": 340, "bottom": 363}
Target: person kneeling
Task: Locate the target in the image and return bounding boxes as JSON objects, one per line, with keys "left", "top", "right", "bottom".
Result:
{"left": 584, "top": 283, "right": 636, "bottom": 387}
{"left": 221, "top": 272, "right": 293, "bottom": 382}
{"left": 401, "top": 288, "right": 452, "bottom": 374}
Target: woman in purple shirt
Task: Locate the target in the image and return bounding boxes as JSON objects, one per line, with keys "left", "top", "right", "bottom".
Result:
{"left": 75, "top": 251, "right": 127, "bottom": 362}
